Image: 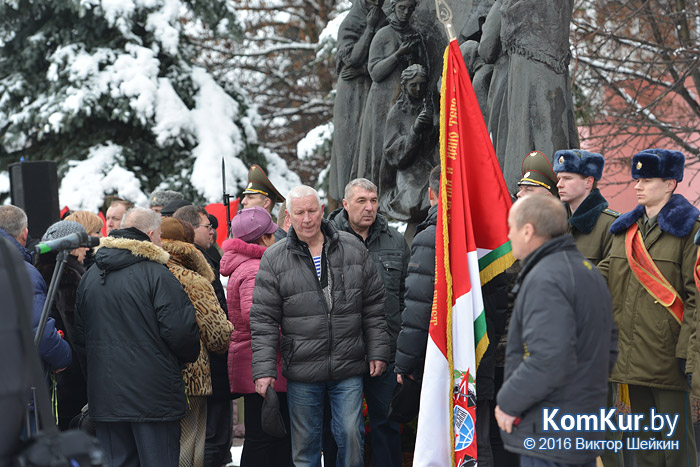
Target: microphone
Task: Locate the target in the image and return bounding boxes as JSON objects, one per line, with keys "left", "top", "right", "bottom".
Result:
{"left": 35, "top": 232, "right": 100, "bottom": 255}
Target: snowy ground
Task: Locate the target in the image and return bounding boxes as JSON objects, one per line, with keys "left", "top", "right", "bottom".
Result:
{"left": 226, "top": 439, "right": 243, "bottom": 467}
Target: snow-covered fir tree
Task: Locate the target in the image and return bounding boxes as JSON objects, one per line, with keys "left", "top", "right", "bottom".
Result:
{"left": 0, "top": 0, "right": 300, "bottom": 210}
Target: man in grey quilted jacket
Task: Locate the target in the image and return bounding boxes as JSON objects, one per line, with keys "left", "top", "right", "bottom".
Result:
{"left": 251, "top": 185, "right": 390, "bottom": 467}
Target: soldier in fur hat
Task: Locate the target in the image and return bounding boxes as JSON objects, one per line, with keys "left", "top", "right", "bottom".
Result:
{"left": 599, "top": 149, "right": 700, "bottom": 467}
{"left": 553, "top": 149, "right": 618, "bottom": 265}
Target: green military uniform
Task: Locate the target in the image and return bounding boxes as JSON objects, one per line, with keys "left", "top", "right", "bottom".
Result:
{"left": 553, "top": 149, "right": 617, "bottom": 265}
{"left": 517, "top": 150, "right": 558, "bottom": 196}
{"left": 598, "top": 149, "right": 699, "bottom": 467}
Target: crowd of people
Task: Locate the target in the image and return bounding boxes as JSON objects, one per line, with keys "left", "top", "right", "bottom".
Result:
{"left": 2, "top": 147, "right": 700, "bottom": 467}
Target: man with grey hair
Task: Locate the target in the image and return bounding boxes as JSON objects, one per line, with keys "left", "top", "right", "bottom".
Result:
{"left": 75, "top": 207, "right": 200, "bottom": 467}
{"left": 495, "top": 195, "right": 616, "bottom": 466}
{"left": 0, "top": 205, "right": 72, "bottom": 373}
{"left": 328, "top": 177, "right": 409, "bottom": 467}
{"left": 251, "top": 185, "right": 390, "bottom": 467}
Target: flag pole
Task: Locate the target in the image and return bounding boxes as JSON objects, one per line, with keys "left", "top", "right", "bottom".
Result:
{"left": 434, "top": 0, "right": 458, "bottom": 41}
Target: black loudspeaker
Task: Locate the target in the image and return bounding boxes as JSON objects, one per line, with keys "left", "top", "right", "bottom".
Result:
{"left": 9, "top": 161, "right": 60, "bottom": 241}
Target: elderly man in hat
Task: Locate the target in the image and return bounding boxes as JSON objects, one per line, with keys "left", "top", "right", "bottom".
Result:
{"left": 552, "top": 149, "right": 619, "bottom": 265}
{"left": 598, "top": 149, "right": 700, "bottom": 467}
{"left": 149, "top": 190, "right": 184, "bottom": 214}
{"left": 515, "top": 150, "right": 559, "bottom": 199}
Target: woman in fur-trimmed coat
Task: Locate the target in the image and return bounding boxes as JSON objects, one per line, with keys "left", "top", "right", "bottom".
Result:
{"left": 160, "top": 218, "right": 233, "bottom": 467}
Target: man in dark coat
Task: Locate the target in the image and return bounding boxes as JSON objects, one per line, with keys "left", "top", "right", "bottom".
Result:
{"left": 74, "top": 207, "right": 200, "bottom": 467}
{"left": 0, "top": 205, "right": 72, "bottom": 373}
{"left": 0, "top": 236, "right": 33, "bottom": 463}
{"left": 251, "top": 185, "right": 390, "bottom": 467}
{"left": 329, "top": 178, "right": 410, "bottom": 467}
{"left": 495, "top": 194, "right": 617, "bottom": 466}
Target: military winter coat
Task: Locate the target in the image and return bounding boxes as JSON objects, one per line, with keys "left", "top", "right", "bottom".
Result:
{"left": 74, "top": 228, "right": 201, "bottom": 422}
{"left": 162, "top": 239, "right": 233, "bottom": 397}
{"left": 328, "top": 208, "right": 410, "bottom": 360}
{"left": 566, "top": 188, "right": 618, "bottom": 265}
{"left": 250, "top": 220, "right": 390, "bottom": 383}
{"left": 498, "top": 235, "right": 617, "bottom": 464}
{"left": 598, "top": 195, "right": 700, "bottom": 392}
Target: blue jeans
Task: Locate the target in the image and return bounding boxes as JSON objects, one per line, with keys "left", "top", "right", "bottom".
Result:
{"left": 520, "top": 454, "right": 595, "bottom": 467}
{"left": 363, "top": 362, "right": 401, "bottom": 467}
{"left": 287, "top": 376, "right": 363, "bottom": 467}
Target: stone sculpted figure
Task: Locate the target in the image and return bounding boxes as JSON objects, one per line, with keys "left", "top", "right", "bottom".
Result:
{"left": 498, "top": 0, "right": 579, "bottom": 191}
{"left": 380, "top": 64, "right": 436, "bottom": 222}
{"left": 353, "top": 0, "right": 428, "bottom": 188}
{"left": 480, "top": 0, "right": 509, "bottom": 168}
{"left": 328, "top": 0, "right": 388, "bottom": 203}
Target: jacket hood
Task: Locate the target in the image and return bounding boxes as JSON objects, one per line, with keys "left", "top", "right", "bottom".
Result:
{"left": 567, "top": 188, "right": 608, "bottom": 234}
{"left": 0, "top": 227, "right": 32, "bottom": 264}
{"left": 328, "top": 207, "right": 390, "bottom": 243}
{"left": 610, "top": 194, "right": 700, "bottom": 238}
{"left": 95, "top": 236, "right": 169, "bottom": 272}
{"left": 162, "top": 239, "right": 215, "bottom": 282}
{"left": 220, "top": 237, "right": 266, "bottom": 276}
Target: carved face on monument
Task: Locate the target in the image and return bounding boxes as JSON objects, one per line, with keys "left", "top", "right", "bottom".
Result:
{"left": 366, "top": 0, "right": 383, "bottom": 8}
{"left": 405, "top": 74, "right": 426, "bottom": 100}
{"left": 394, "top": 0, "right": 416, "bottom": 23}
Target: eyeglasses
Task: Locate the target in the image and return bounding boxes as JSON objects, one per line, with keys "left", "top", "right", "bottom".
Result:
{"left": 196, "top": 223, "right": 213, "bottom": 230}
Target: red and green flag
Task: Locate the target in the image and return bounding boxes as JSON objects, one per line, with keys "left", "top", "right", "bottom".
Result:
{"left": 413, "top": 38, "right": 515, "bottom": 467}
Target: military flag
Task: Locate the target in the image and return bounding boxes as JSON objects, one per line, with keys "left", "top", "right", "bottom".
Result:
{"left": 413, "top": 37, "right": 515, "bottom": 467}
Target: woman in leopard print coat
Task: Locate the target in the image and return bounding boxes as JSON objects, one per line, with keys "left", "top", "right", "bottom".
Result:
{"left": 161, "top": 217, "right": 233, "bottom": 467}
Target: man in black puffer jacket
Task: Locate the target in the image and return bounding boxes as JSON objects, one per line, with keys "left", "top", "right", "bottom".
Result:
{"left": 251, "top": 185, "right": 390, "bottom": 467}
{"left": 75, "top": 208, "right": 200, "bottom": 467}
{"left": 329, "top": 178, "right": 410, "bottom": 467}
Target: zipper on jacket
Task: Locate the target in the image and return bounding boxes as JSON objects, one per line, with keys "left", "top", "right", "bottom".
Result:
{"left": 298, "top": 242, "right": 334, "bottom": 379}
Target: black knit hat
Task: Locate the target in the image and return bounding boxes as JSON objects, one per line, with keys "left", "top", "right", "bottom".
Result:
{"left": 261, "top": 386, "right": 287, "bottom": 438}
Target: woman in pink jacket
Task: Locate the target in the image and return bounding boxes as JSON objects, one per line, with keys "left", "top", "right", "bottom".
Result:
{"left": 220, "top": 207, "right": 291, "bottom": 467}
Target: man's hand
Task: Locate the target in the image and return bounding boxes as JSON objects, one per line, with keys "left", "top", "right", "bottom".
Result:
{"left": 396, "top": 373, "right": 415, "bottom": 384}
{"left": 369, "top": 360, "right": 387, "bottom": 377}
{"left": 255, "top": 377, "right": 276, "bottom": 397}
{"left": 495, "top": 405, "right": 518, "bottom": 434}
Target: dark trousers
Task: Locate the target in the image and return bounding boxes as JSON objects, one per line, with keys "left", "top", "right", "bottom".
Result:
{"left": 476, "top": 398, "right": 494, "bottom": 467}
{"left": 520, "top": 455, "right": 595, "bottom": 467}
{"left": 490, "top": 366, "right": 519, "bottom": 467}
{"left": 240, "top": 393, "right": 292, "bottom": 467}
{"left": 363, "top": 363, "right": 402, "bottom": 467}
{"left": 203, "top": 397, "right": 232, "bottom": 467}
{"left": 95, "top": 420, "right": 180, "bottom": 467}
